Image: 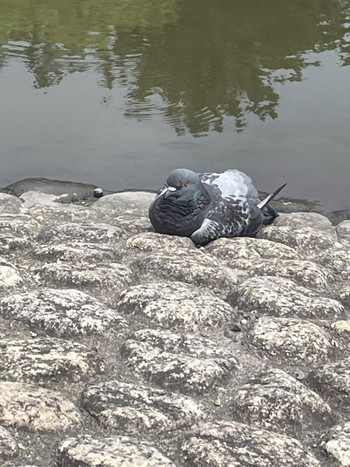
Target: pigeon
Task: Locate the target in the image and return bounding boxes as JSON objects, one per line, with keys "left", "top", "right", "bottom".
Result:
{"left": 149, "top": 168, "right": 286, "bottom": 246}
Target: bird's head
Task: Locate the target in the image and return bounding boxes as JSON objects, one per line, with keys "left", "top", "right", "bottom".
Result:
{"left": 159, "top": 168, "right": 201, "bottom": 198}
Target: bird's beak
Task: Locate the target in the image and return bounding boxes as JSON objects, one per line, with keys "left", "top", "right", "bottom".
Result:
{"left": 164, "top": 186, "right": 177, "bottom": 198}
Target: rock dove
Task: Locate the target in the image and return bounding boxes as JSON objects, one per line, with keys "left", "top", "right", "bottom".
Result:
{"left": 149, "top": 168, "right": 286, "bottom": 246}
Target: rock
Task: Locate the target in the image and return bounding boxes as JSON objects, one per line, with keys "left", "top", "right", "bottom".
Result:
{"left": 0, "top": 338, "right": 105, "bottom": 382}
{"left": 32, "top": 242, "right": 119, "bottom": 263}
{"left": 36, "top": 222, "right": 125, "bottom": 244}
{"left": 320, "top": 249, "right": 350, "bottom": 280}
{"left": 82, "top": 380, "right": 205, "bottom": 435}
{"left": 246, "top": 316, "right": 334, "bottom": 364}
{"left": 322, "top": 421, "right": 350, "bottom": 466}
{"left": 226, "top": 258, "right": 335, "bottom": 288}
{"left": 337, "top": 220, "right": 350, "bottom": 245}
{"left": 258, "top": 225, "right": 337, "bottom": 259}
{"left": 33, "top": 262, "right": 133, "bottom": 305}
{"left": 126, "top": 232, "right": 196, "bottom": 254}
{"left": 0, "top": 214, "right": 40, "bottom": 237}
{"left": 307, "top": 357, "right": 350, "bottom": 406}
{"left": 230, "top": 368, "right": 334, "bottom": 438}
{"left": 117, "top": 282, "right": 236, "bottom": 331}
{"left": 28, "top": 204, "right": 102, "bottom": 225}
{"left": 92, "top": 191, "right": 155, "bottom": 217}
{"left": 0, "top": 261, "right": 23, "bottom": 289}
{"left": 273, "top": 212, "right": 334, "bottom": 232}
{"left": 110, "top": 215, "right": 151, "bottom": 234}
{"left": 0, "top": 382, "right": 81, "bottom": 431}
{"left": 0, "top": 288, "right": 128, "bottom": 337}
{"left": 0, "top": 193, "right": 22, "bottom": 214}
{"left": 56, "top": 435, "right": 175, "bottom": 466}
{"left": 205, "top": 236, "right": 299, "bottom": 260}
{"left": 232, "top": 276, "right": 344, "bottom": 320}
{"left": 121, "top": 329, "right": 238, "bottom": 394}
{"left": 338, "top": 284, "right": 350, "bottom": 307}
{"left": 0, "top": 426, "right": 18, "bottom": 460}
{"left": 179, "top": 420, "right": 321, "bottom": 467}
{"left": 128, "top": 252, "right": 238, "bottom": 301}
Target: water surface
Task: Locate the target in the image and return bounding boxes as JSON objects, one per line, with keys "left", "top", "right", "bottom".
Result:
{"left": 0, "top": 0, "right": 350, "bottom": 210}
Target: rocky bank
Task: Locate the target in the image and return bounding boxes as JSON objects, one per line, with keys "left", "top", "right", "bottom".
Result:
{"left": 0, "top": 189, "right": 349, "bottom": 466}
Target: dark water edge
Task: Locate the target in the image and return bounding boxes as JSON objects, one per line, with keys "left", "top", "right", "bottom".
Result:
{"left": 3, "top": 176, "right": 349, "bottom": 225}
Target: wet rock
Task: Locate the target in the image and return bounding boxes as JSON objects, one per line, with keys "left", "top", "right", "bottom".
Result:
{"left": 126, "top": 232, "right": 196, "bottom": 254}
{"left": 128, "top": 252, "right": 238, "bottom": 301}
{"left": 205, "top": 236, "right": 299, "bottom": 260}
{"left": 258, "top": 225, "right": 337, "bottom": 259}
{"left": 117, "top": 282, "right": 236, "bottom": 331}
{"left": 337, "top": 220, "right": 350, "bottom": 246}
{"left": 0, "top": 288, "right": 128, "bottom": 337}
{"left": 227, "top": 258, "right": 335, "bottom": 288}
{"left": 121, "top": 329, "right": 238, "bottom": 394}
{"left": 232, "top": 276, "right": 344, "bottom": 319}
{"left": 307, "top": 357, "right": 350, "bottom": 406}
{"left": 0, "top": 338, "right": 105, "bottom": 382}
{"left": 179, "top": 420, "right": 321, "bottom": 467}
{"left": 0, "top": 426, "right": 18, "bottom": 460}
{"left": 0, "top": 382, "right": 81, "bottom": 431}
{"left": 82, "top": 380, "right": 205, "bottom": 435}
{"left": 36, "top": 222, "right": 124, "bottom": 244}
{"left": 57, "top": 435, "right": 175, "bottom": 466}
{"left": 273, "top": 212, "right": 334, "bottom": 232}
{"left": 231, "top": 368, "right": 334, "bottom": 437}
{"left": 246, "top": 316, "right": 334, "bottom": 364}
{"left": 32, "top": 242, "right": 119, "bottom": 263}
{"left": 0, "top": 193, "right": 22, "bottom": 214}
{"left": 322, "top": 421, "right": 350, "bottom": 466}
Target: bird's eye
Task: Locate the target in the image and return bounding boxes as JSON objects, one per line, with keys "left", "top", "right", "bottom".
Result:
{"left": 183, "top": 179, "right": 190, "bottom": 187}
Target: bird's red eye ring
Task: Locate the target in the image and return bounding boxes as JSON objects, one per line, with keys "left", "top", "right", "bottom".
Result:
{"left": 183, "top": 179, "right": 189, "bottom": 187}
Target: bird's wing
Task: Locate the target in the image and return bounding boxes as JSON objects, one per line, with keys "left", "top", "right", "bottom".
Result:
{"left": 199, "top": 170, "right": 259, "bottom": 201}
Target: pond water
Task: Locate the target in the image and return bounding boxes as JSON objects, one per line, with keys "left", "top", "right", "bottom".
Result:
{"left": 0, "top": 0, "right": 349, "bottom": 210}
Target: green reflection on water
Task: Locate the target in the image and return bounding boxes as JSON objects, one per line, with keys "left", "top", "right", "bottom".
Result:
{"left": 0, "top": 0, "right": 349, "bottom": 135}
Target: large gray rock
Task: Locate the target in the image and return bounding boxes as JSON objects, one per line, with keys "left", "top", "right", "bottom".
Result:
{"left": 322, "top": 421, "right": 350, "bottom": 466}
{"left": 230, "top": 368, "right": 334, "bottom": 438}
{"left": 179, "top": 420, "right": 321, "bottom": 466}
{"left": 56, "top": 435, "right": 175, "bottom": 466}
{"left": 232, "top": 276, "right": 344, "bottom": 319}
{"left": 273, "top": 212, "right": 334, "bottom": 232}
{"left": 128, "top": 252, "right": 238, "bottom": 301}
{"left": 0, "top": 193, "right": 22, "bottom": 214}
{"left": 0, "top": 382, "right": 82, "bottom": 431}
{"left": 246, "top": 316, "right": 334, "bottom": 364}
{"left": 307, "top": 357, "right": 350, "bottom": 406}
{"left": 28, "top": 203, "right": 102, "bottom": 225}
{"left": 121, "top": 329, "right": 238, "bottom": 394}
{"left": 205, "top": 236, "right": 299, "bottom": 260}
{"left": 337, "top": 220, "right": 350, "bottom": 246}
{"left": 117, "top": 282, "right": 236, "bottom": 331}
{"left": 320, "top": 248, "right": 350, "bottom": 280}
{"left": 82, "top": 380, "right": 205, "bottom": 435}
{"left": 32, "top": 242, "right": 119, "bottom": 263}
{"left": 0, "top": 214, "right": 40, "bottom": 237}
{"left": 0, "top": 338, "right": 105, "bottom": 382}
{"left": 125, "top": 232, "right": 196, "bottom": 254}
{"left": 36, "top": 222, "right": 125, "bottom": 244}
{"left": 0, "top": 260, "right": 23, "bottom": 290}
{"left": 92, "top": 191, "right": 155, "bottom": 217}
{"left": 0, "top": 426, "right": 18, "bottom": 460}
{"left": 0, "top": 288, "right": 128, "bottom": 337}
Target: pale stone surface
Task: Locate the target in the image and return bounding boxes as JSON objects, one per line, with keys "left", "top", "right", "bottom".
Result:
{"left": 179, "top": 420, "right": 321, "bottom": 467}
{"left": 126, "top": 231, "right": 196, "bottom": 254}
{"left": 128, "top": 252, "right": 238, "bottom": 300}
{"left": 320, "top": 248, "right": 350, "bottom": 280}
{"left": 0, "top": 261, "right": 23, "bottom": 289}
{"left": 117, "top": 282, "right": 236, "bottom": 331}
{"left": 231, "top": 368, "right": 334, "bottom": 437}
{"left": 36, "top": 222, "right": 125, "bottom": 244}
{"left": 0, "top": 338, "right": 105, "bottom": 382}
{"left": 32, "top": 242, "right": 119, "bottom": 263}
{"left": 0, "top": 382, "right": 82, "bottom": 431}
{"left": 205, "top": 236, "right": 300, "bottom": 260}
{"left": 28, "top": 203, "right": 102, "bottom": 225}
{"left": 0, "top": 214, "right": 40, "bottom": 237}
{"left": 82, "top": 380, "right": 205, "bottom": 434}
{"left": 121, "top": 329, "right": 238, "bottom": 394}
{"left": 57, "top": 435, "right": 175, "bottom": 466}
{"left": 232, "top": 276, "right": 344, "bottom": 319}
{"left": 322, "top": 422, "right": 350, "bottom": 466}
{"left": 246, "top": 316, "right": 334, "bottom": 364}
{"left": 0, "top": 288, "right": 128, "bottom": 337}
{"left": 0, "top": 193, "right": 22, "bottom": 214}
{"left": 92, "top": 191, "right": 156, "bottom": 216}
{"left": 337, "top": 220, "right": 350, "bottom": 245}
{"left": 273, "top": 212, "right": 334, "bottom": 232}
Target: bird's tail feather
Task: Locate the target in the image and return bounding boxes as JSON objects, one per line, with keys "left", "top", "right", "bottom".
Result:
{"left": 258, "top": 183, "right": 287, "bottom": 225}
